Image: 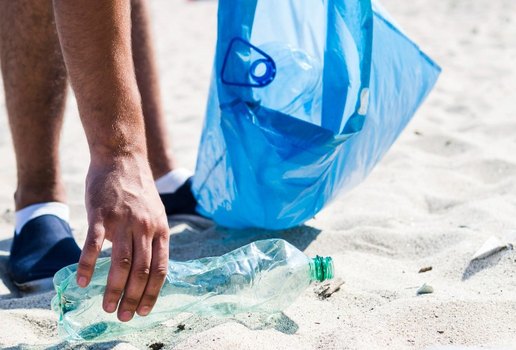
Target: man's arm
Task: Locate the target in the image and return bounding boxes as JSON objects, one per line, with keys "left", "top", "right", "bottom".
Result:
{"left": 53, "top": 0, "right": 169, "bottom": 322}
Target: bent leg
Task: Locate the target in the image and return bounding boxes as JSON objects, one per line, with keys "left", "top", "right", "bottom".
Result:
{"left": 130, "top": 0, "right": 198, "bottom": 216}
{"left": 131, "top": 0, "right": 175, "bottom": 179}
{"left": 0, "top": 0, "right": 67, "bottom": 210}
{"left": 0, "top": 0, "right": 80, "bottom": 289}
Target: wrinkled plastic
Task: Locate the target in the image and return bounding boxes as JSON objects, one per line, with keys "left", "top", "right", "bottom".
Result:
{"left": 52, "top": 239, "right": 333, "bottom": 341}
{"left": 192, "top": 0, "right": 441, "bottom": 229}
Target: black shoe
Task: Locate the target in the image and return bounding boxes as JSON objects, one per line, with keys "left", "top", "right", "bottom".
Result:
{"left": 159, "top": 177, "right": 200, "bottom": 216}
{"left": 8, "top": 214, "right": 81, "bottom": 291}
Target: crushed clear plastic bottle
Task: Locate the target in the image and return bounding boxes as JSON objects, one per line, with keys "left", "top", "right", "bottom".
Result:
{"left": 52, "top": 238, "right": 333, "bottom": 341}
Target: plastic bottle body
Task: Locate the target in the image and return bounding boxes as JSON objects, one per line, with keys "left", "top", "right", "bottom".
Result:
{"left": 52, "top": 239, "right": 332, "bottom": 341}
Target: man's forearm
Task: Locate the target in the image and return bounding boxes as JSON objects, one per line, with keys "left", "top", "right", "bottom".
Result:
{"left": 53, "top": 0, "right": 146, "bottom": 162}
{"left": 53, "top": 0, "right": 170, "bottom": 322}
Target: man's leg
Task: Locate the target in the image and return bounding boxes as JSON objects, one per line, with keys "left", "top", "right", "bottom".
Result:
{"left": 131, "top": 0, "right": 197, "bottom": 215}
{"left": 0, "top": 0, "right": 80, "bottom": 288}
{"left": 130, "top": 0, "right": 174, "bottom": 179}
{"left": 0, "top": 0, "right": 66, "bottom": 209}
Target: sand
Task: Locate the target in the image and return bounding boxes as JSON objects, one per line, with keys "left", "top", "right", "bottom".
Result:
{"left": 1, "top": 0, "right": 516, "bottom": 349}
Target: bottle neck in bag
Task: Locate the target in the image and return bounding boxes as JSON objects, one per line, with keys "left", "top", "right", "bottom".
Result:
{"left": 309, "top": 256, "right": 334, "bottom": 282}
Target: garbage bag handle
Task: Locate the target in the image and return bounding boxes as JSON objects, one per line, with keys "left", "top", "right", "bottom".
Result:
{"left": 215, "top": 1, "right": 259, "bottom": 104}
{"left": 322, "top": 0, "right": 373, "bottom": 135}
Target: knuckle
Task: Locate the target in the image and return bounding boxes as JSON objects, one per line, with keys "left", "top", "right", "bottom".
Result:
{"left": 122, "top": 296, "right": 140, "bottom": 307}
{"left": 142, "top": 293, "right": 158, "bottom": 304}
{"left": 102, "top": 208, "right": 121, "bottom": 222}
{"left": 134, "top": 266, "right": 151, "bottom": 280}
{"left": 78, "top": 259, "right": 94, "bottom": 272}
{"left": 116, "top": 257, "right": 132, "bottom": 270}
{"left": 85, "top": 237, "right": 102, "bottom": 252}
{"left": 138, "top": 218, "right": 152, "bottom": 233}
{"left": 157, "top": 229, "right": 169, "bottom": 241}
{"left": 105, "top": 287, "right": 124, "bottom": 297}
{"left": 153, "top": 265, "right": 168, "bottom": 280}
{"left": 153, "top": 232, "right": 169, "bottom": 246}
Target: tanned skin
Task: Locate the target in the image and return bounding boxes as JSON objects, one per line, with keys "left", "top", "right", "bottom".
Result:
{"left": 0, "top": 0, "right": 176, "bottom": 322}
{"left": 131, "top": 0, "right": 175, "bottom": 179}
{"left": 53, "top": 0, "right": 169, "bottom": 322}
{"left": 0, "top": 0, "right": 68, "bottom": 210}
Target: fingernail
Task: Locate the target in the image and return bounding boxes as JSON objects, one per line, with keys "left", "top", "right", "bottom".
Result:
{"left": 77, "top": 276, "right": 87, "bottom": 287}
{"left": 105, "top": 302, "right": 117, "bottom": 313}
{"left": 139, "top": 306, "right": 151, "bottom": 316}
{"left": 120, "top": 311, "right": 133, "bottom": 322}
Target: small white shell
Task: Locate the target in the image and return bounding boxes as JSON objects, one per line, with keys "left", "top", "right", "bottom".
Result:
{"left": 471, "top": 236, "right": 513, "bottom": 261}
{"left": 416, "top": 283, "right": 434, "bottom": 295}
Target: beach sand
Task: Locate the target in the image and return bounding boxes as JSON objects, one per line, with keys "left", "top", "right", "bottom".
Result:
{"left": 1, "top": 0, "right": 516, "bottom": 349}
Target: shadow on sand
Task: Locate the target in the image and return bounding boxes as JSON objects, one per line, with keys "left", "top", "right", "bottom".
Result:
{"left": 166, "top": 214, "right": 321, "bottom": 261}
{"left": 8, "top": 311, "right": 299, "bottom": 350}
{"left": 461, "top": 248, "right": 514, "bottom": 281}
{"left": 2, "top": 341, "right": 125, "bottom": 350}
{"left": 0, "top": 236, "right": 12, "bottom": 253}
{"left": 0, "top": 239, "right": 21, "bottom": 298}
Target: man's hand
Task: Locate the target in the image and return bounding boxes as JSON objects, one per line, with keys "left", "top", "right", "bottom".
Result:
{"left": 76, "top": 154, "right": 169, "bottom": 322}
{"left": 53, "top": 0, "right": 169, "bottom": 321}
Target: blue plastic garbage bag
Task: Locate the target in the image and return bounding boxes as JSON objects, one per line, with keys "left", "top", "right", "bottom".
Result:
{"left": 192, "top": 0, "right": 441, "bottom": 229}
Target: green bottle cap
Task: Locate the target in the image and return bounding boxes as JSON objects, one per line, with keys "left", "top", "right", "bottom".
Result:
{"left": 310, "top": 256, "right": 334, "bottom": 282}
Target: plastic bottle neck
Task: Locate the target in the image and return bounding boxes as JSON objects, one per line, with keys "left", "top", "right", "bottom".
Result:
{"left": 309, "top": 256, "right": 334, "bottom": 282}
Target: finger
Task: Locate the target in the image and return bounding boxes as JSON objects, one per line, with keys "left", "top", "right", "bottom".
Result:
{"left": 102, "top": 228, "right": 132, "bottom": 315}
{"left": 137, "top": 231, "right": 169, "bottom": 316}
{"left": 117, "top": 232, "right": 152, "bottom": 322}
{"left": 77, "top": 222, "right": 105, "bottom": 288}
